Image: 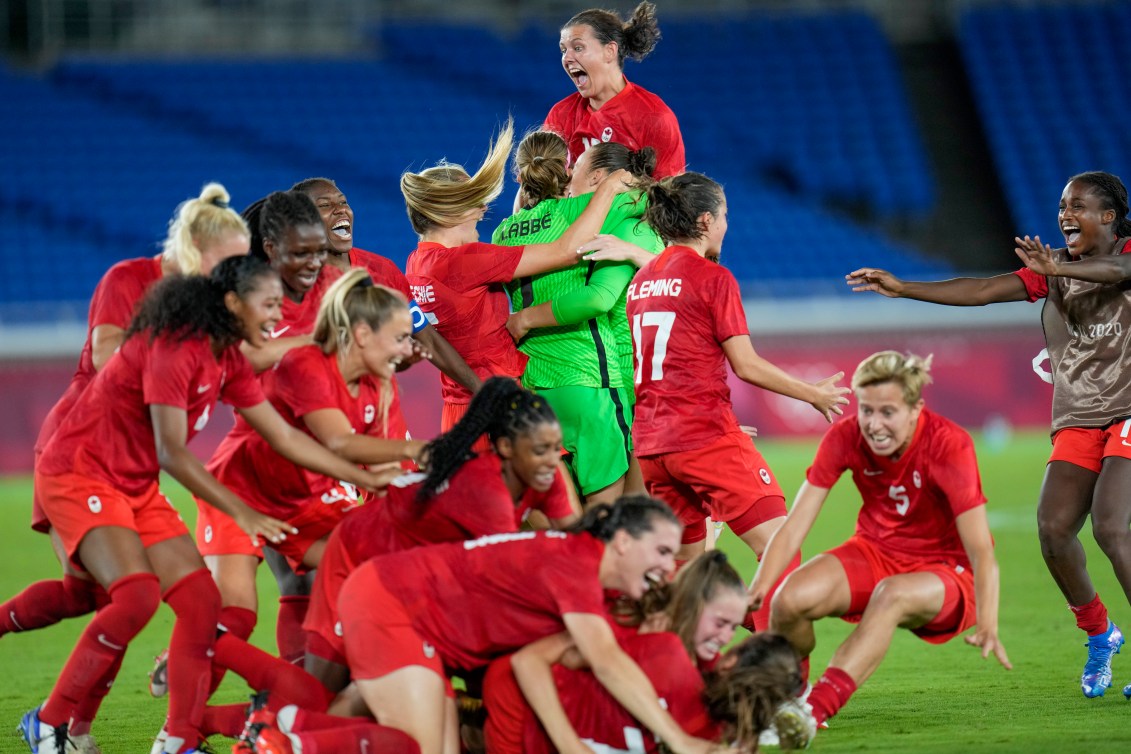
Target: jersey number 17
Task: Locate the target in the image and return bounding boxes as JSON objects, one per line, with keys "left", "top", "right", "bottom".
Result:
{"left": 633, "top": 312, "right": 676, "bottom": 384}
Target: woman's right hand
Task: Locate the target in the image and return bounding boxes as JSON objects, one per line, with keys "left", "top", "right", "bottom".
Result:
{"left": 1014, "top": 235, "right": 1059, "bottom": 276}
{"left": 580, "top": 234, "right": 652, "bottom": 266}
{"left": 599, "top": 168, "right": 635, "bottom": 194}
{"left": 845, "top": 267, "right": 905, "bottom": 297}
{"left": 234, "top": 507, "right": 298, "bottom": 547}
{"left": 810, "top": 372, "right": 850, "bottom": 422}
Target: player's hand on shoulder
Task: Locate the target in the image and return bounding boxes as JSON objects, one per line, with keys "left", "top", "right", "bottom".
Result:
{"left": 602, "top": 168, "right": 635, "bottom": 194}
{"left": 1014, "top": 235, "right": 1058, "bottom": 276}
{"left": 580, "top": 234, "right": 648, "bottom": 266}
{"left": 812, "top": 372, "right": 851, "bottom": 423}
{"left": 965, "top": 627, "right": 1012, "bottom": 670}
{"left": 846, "top": 267, "right": 903, "bottom": 297}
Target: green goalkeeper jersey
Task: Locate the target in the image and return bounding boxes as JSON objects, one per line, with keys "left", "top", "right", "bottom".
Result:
{"left": 492, "top": 191, "right": 661, "bottom": 389}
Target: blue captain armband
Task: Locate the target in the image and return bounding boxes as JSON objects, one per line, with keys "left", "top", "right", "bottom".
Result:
{"left": 409, "top": 300, "right": 431, "bottom": 333}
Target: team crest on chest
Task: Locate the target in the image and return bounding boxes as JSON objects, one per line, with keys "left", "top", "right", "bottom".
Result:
{"left": 601, "top": 126, "right": 614, "bottom": 142}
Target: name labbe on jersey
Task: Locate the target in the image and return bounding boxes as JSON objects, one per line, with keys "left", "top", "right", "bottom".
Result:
{"left": 499, "top": 211, "right": 553, "bottom": 240}
{"left": 628, "top": 278, "right": 682, "bottom": 300}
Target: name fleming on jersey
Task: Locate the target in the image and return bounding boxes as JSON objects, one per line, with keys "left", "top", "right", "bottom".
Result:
{"left": 628, "top": 278, "right": 683, "bottom": 300}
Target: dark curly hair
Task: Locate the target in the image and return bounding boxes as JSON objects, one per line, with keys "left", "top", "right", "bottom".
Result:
{"left": 415, "top": 377, "right": 559, "bottom": 503}
{"left": 259, "top": 190, "right": 324, "bottom": 248}
{"left": 125, "top": 255, "right": 277, "bottom": 348}
{"left": 564, "top": 2, "right": 662, "bottom": 68}
{"left": 241, "top": 197, "right": 268, "bottom": 261}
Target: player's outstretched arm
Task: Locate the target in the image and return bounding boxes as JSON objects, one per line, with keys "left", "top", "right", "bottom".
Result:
{"left": 749, "top": 482, "right": 830, "bottom": 610}
{"left": 721, "top": 336, "right": 850, "bottom": 422}
{"left": 846, "top": 267, "right": 1028, "bottom": 306}
{"left": 301, "top": 408, "right": 425, "bottom": 466}
{"left": 581, "top": 234, "right": 659, "bottom": 268}
{"left": 956, "top": 505, "right": 1012, "bottom": 670}
{"left": 1016, "top": 234, "right": 1131, "bottom": 284}
{"left": 511, "top": 633, "right": 594, "bottom": 754}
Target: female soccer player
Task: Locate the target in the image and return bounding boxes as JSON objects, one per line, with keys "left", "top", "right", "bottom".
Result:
{"left": 585, "top": 172, "right": 849, "bottom": 631}
{"left": 847, "top": 170, "right": 1131, "bottom": 698}
{"left": 190, "top": 269, "right": 423, "bottom": 668}
{"left": 400, "top": 118, "right": 630, "bottom": 435}
{"left": 330, "top": 496, "right": 714, "bottom": 754}
{"left": 749, "top": 351, "right": 1010, "bottom": 731}
{"left": 547, "top": 1, "right": 685, "bottom": 178}
{"left": 1, "top": 183, "right": 249, "bottom": 752}
{"left": 494, "top": 131, "right": 661, "bottom": 507}
{"left": 22, "top": 256, "right": 389, "bottom": 754}
{"left": 302, "top": 376, "right": 576, "bottom": 694}
{"left": 291, "top": 176, "right": 480, "bottom": 394}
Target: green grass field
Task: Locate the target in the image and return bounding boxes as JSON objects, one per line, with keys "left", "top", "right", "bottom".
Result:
{"left": 1, "top": 429, "right": 1129, "bottom": 753}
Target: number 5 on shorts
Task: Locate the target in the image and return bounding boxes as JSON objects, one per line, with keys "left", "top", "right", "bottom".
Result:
{"left": 633, "top": 311, "right": 676, "bottom": 383}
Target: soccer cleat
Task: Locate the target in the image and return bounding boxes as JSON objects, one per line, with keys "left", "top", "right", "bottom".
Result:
{"left": 772, "top": 697, "right": 818, "bottom": 751}
{"left": 1081, "top": 621, "right": 1124, "bottom": 698}
{"left": 18, "top": 707, "right": 76, "bottom": 754}
{"left": 1124, "top": 682, "right": 1131, "bottom": 700}
{"left": 71, "top": 735, "right": 101, "bottom": 754}
{"left": 232, "top": 724, "right": 295, "bottom": 754}
{"left": 148, "top": 726, "right": 168, "bottom": 754}
{"left": 149, "top": 648, "right": 170, "bottom": 697}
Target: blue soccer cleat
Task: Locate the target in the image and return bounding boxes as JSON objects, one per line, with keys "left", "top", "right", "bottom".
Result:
{"left": 18, "top": 707, "right": 75, "bottom": 754}
{"left": 1082, "top": 621, "right": 1124, "bottom": 698}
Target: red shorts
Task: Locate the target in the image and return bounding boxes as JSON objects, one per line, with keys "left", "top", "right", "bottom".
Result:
{"left": 194, "top": 494, "right": 355, "bottom": 573}
{"left": 338, "top": 561, "right": 449, "bottom": 692}
{"left": 441, "top": 401, "right": 492, "bottom": 454}
{"left": 482, "top": 655, "right": 529, "bottom": 754}
{"left": 639, "top": 431, "right": 786, "bottom": 542}
{"left": 1050, "top": 421, "right": 1131, "bottom": 473}
{"left": 303, "top": 526, "right": 357, "bottom": 666}
{"left": 827, "top": 535, "right": 976, "bottom": 644}
{"left": 35, "top": 471, "right": 188, "bottom": 570}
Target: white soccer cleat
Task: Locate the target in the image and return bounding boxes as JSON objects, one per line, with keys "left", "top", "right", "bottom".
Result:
{"left": 772, "top": 697, "right": 818, "bottom": 751}
{"left": 18, "top": 707, "right": 77, "bottom": 754}
{"left": 71, "top": 734, "right": 102, "bottom": 754}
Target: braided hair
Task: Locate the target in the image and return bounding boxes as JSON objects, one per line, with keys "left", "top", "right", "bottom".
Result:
{"left": 1070, "top": 171, "right": 1131, "bottom": 237}
{"left": 570, "top": 494, "right": 680, "bottom": 542}
{"left": 416, "top": 377, "right": 558, "bottom": 502}
{"left": 260, "top": 190, "right": 324, "bottom": 249}
{"left": 126, "top": 255, "right": 277, "bottom": 348}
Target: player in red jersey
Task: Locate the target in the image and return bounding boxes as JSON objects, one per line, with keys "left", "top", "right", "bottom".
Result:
{"left": 400, "top": 118, "right": 631, "bottom": 436}
{"left": 187, "top": 269, "right": 422, "bottom": 686}
{"left": 302, "top": 376, "right": 577, "bottom": 694}
{"left": 22, "top": 256, "right": 389, "bottom": 754}
{"left": 292, "top": 176, "right": 481, "bottom": 396}
{"left": 847, "top": 171, "right": 1131, "bottom": 698}
{"left": 1, "top": 183, "right": 250, "bottom": 751}
{"left": 320, "top": 496, "right": 714, "bottom": 754}
{"left": 749, "top": 351, "right": 1010, "bottom": 733}
{"left": 584, "top": 172, "right": 849, "bottom": 633}
{"left": 546, "top": 2, "right": 685, "bottom": 179}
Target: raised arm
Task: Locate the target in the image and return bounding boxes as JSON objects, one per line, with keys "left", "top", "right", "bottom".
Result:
{"left": 237, "top": 401, "right": 391, "bottom": 492}
{"left": 1016, "top": 234, "right": 1131, "bottom": 284}
{"left": 748, "top": 481, "right": 830, "bottom": 609}
{"left": 721, "top": 335, "right": 849, "bottom": 422}
{"left": 150, "top": 404, "right": 296, "bottom": 545}
{"left": 845, "top": 267, "right": 1028, "bottom": 306}
{"left": 511, "top": 172, "right": 635, "bottom": 279}
{"left": 510, "top": 633, "right": 593, "bottom": 754}
{"left": 581, "top": 234, "right": 662, "bottom": 268}
{"left": 956, "top": 505, "right": 1012, "bottom": 669}
{"left": 240, "top": 333, "right": 314, "bottom": 373}
{"left": 564, "top": 612, "right": 715, "bottom": 754}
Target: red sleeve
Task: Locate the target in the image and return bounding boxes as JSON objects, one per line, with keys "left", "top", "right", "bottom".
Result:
{"left": 649, "top": 113, "right": 686, "bottom": 178}
{"left": 710, "top": 269, "right": 749, "bottom": 344}
{"left": 220, "top": 348, "right": 267, "bottom": 409}
{"left": 527, "top": 467, "right": 574, "bottom": 521}
{"left": 1013, "top": 267, "right": 1048, "bottom": 301}
{"left": 358, "top": 251, "right": 413, "bottom": 300}
{"left": 270, "top": 348, "right": 340, "bottom": 419}
{"left": 444, "top": 243, "right": 525, "bottom": 292}
{"left": 143, "top": 336, "right": 200, "bottom": 409}
{"left": 930, "top": 428, "right": 988, "bottom": 518}
{"left": 89, "top": 261, "right": 154, "bottom": 329}
{"left": 806, "top": 421, "right": 853, "bottom": 489}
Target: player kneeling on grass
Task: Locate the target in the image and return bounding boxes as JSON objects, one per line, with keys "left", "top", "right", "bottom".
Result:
{"left": 748, "top": 350, "right": 1011, "bottom": 732}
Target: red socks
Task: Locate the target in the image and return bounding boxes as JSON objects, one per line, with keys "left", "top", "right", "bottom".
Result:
{"left": 276, "top": 595, "right": 309, "bottom": 665}
{"left": 0, "top": 574, "right": 104, "bottom": 636}
{"left": 1069, "top": 593, "right": 1109, "bottom": 636}
{"left": 163, "top": 569, "right": 221, "bottom": 750}
{"left": 39, "top": 572, "right": 161, "bottom": 727}
{"left": 807, "top": 666, "right": 858, "bottom": 726}
{"left": 213, "top": 632, "right": 334, "bottom": 712}
{"left": 209, "top": 606, "right": 257, "bottom": 694}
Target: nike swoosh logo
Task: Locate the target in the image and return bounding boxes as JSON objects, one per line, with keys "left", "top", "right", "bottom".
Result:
{"left": 270, "top": 325, "right": 291, "bottom": 338}
{"left": 97, "top": 633, "right": 125, "bottom": 651}
{"left": 196, "top": 384, "right": 212, "bottom": 394}
{"left": 1123, "top": 440, "right": 1131, "bottom": 447}
{"left": 862, "top": 469, "right": 883, "bottom": 476}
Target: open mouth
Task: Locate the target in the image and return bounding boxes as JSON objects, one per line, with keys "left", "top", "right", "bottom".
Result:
{"left": 568, "top": 65, "right": 589, "bottom": 90}
{"left": 1062, "top": 225, "right": 1081, "bottom": 246}
{"left": 332, "top": 218, "right": 352, "bottom": 241}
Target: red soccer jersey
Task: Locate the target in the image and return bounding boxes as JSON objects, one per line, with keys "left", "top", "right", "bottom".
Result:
{"left": 207, "top": 344, "right": 389, "bottom": 520}
{"left": 404, "top": 241, "right": 526, "bottom": 404}
{"left": 544, "top": 79, "right": 686, "bottom": 179}
{"left": 524, "top": 632, "right": 718, "bottom": 754}
{"left": 273, "top": 265, "right": 344, "bottom": 339}
{"left": 38, "top": 333, "right": 264, "bottom": 495}
{"left": 806, "top": 408, "right": 987, "bottom": 566}
{"left": 350, "top": 247, "right": 412, "bottom": 298}
{"left": 35, "top": 257, "right": 163, "bottom": 454}
{"left": 627, "top": 246, "right": 747, "bottom": 456}
{"left": 368, "top": 530, "right": 606, "bottom": 671}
